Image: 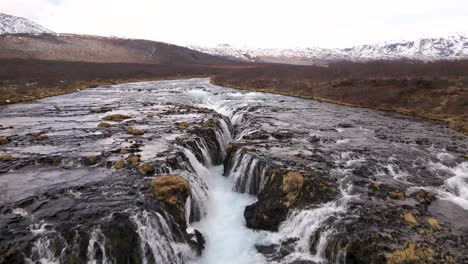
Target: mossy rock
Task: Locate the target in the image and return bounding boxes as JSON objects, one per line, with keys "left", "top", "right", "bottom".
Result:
{"left": 427, "top": 217, "right": 440, "bottom": 228}
{"left": 31, "top": 133, "right": 49, "bottom": 141}
{"left": 151, "top": 176, "right": 191, "bottom": 206}
{"left": 119, "top": 148, "right": 129, "bottom": 154}
{"left": 126, "top": 155, "right": 141, "bottom": 167}
{"left": 281, "top": 171, "right": 304, "bottom": 207}
{"left": 403, "top": 212, "right": 417, "bottom": 225}
{"left": 0, "top": 154, "right": 13, "bottom": 161}
{"left": 98, "top": 122, "right": 113, "bottom": 128}
{"left": 126, "top": 127, "right": 144, "bottom": 135}
{"left": 389, "top": 191, "right": 406, "bottom": 200}
{"left": 0, "top": 136, "right": 8, "bottom": 145}
{"left": 138, "top": 163, "right": 155, "bottom": 176}
{"left": 85, "top": 155, "right": 98, "bottom": 165}
{"left": 175, "top": 121, "right": 189, "bottom": 129}
{"left": 102, "top": 114, "right": 131, "bottom": 122}
{"left": 114, "top": 160, "right": 125, "bottom": 169}
{"left": 386, "top": 242, "right": 434, "bottom": 264}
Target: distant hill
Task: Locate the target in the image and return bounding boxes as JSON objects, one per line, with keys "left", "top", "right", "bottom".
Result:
{"left": 0, "top": 13, "right": 54, "bottom": 35}
{"left": 0, "top": 33, "right": 234, "bottom": 65}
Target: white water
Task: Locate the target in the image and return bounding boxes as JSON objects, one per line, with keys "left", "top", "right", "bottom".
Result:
{"left": 192, "top": 166, "right": 264, "bottom": 264}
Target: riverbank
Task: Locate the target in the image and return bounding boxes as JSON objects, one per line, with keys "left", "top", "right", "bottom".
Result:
{"left": 0, "top": 58, "right": 244, "bottom": 105}
{"left": 211, "top": 62, "right": 468, "bottom": 134}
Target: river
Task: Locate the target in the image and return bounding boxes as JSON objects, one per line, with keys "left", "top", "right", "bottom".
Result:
{"left": 0, "top": 78, "right": 466, "bottom": 263}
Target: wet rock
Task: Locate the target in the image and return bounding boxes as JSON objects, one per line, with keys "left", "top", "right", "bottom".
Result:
{"left": 242, "top": 130, "right": 270, "bottom": 140}
{"left": 138, "top": 163, "right": 155, "bottom": 176}
{"left": 337, "top": 123, "right": 354, "bottom": 128}
{"left": 187, "top": 228, "right": 205, "bottom": 256}
{"left": 84, "top": 155, "right": 98, "bottom": 166}
{"left": 102, "top": 114, "right": 131, "bottom": 122}
{"left": 126, "top": 127, "right": 144, "bottom": 135}
{"left": 271, "top": 131, "right": 293, "bottom": 140}
{"left": 412, "top": 190, "right": 434, "bottom": 205}
{"left": 114, "top": 160, "right": 126, "bottom": 169}
{"left": 0, "top": 154, "right": 13, "bottom": 161}
{"left": 0, "top": 136, "right": 8, "bottom": 145}
{"left": 309, "top": 135, "right": 320, "bottom": 143}
{"left": 97, "top": 122, "right": 113, "bottom": 128}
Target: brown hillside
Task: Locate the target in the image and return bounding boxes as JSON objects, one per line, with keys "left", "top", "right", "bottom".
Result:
{"left": 0, "top": 34, "right": 234, "bottom": 65}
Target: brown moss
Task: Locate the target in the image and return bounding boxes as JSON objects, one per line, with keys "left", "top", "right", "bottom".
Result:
{"left": 0, "top": 154, "right": 13, "bottom": 161}
{"left": 98, "top": 122, "right": 113, "bottom": 128}
{"left": 119, "top": 148, "right": 129, "bottom": 154}
{"left": 138, "top": 163, "right": 155, "bottom": 176}
{"left": 175, "top": 121, "right": 189, "bottom": 129}
{"left": 0, "top": 136, "right": 8, "bottom": 145}
{"left": 126, "top": 154, "right": 141, "bottom": 167}
{"left": 386, "top": 242, "right": 434, "bottom": 264}
{"left": 151, "top": 176, "right": 191, "bottom": 206}
{"left": 281, "top": 171, "right": 304, "bottom": 207}
{"left": 31, "top": 133, "right": 49, "bottom": 141}
{"left": 114, "top": 160, "right": 126, "bottom": 169}
{"left": 389, "top": 191, "right": 406, "bottom": 200}
{"left": 86, "top": 155, "right": 98, "bottom": 165}
{"left": 102, "top": 114, "right": 131, "bottom": 122}
{"left": 427, "top": 217, "right": 440, "bottom": 228}
{"left": 126, "top": 127, "right": 144, "bottom": 135}
{"left": 403, "top": 212, "right": 418, "bottom": 225}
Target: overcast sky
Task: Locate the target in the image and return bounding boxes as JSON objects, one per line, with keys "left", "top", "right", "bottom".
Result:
{"left": 1, "top": 0, "right": 467, "bottom": 48}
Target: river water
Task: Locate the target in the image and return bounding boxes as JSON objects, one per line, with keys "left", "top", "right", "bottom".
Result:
{"left": 0, "top": 78, "right": 466, "bottom": 263}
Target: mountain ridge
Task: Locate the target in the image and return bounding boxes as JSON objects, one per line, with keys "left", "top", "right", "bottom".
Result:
{"left": 0, "top": 13, "right": 54, "bottom": 35}
{"left": 190, "top": 33, "right": 468, "bottom": 65}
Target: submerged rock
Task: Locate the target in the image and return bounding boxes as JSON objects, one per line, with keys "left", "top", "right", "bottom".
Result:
{"left": 98, "top": 122, "right": 113, "bottom": 128}
{"left": 31, "top": 133, "right": 49, "bottom": 141}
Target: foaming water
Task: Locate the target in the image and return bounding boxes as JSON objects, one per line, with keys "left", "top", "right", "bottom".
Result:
{"left": 192, "top": 166, "right": 264, "bottom": 264}
{"left": 435, "top": 162, "right": 468, "bottom": 210}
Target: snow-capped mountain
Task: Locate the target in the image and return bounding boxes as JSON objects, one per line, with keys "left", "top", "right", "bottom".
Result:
{"left": 189, "top": 33, "right": 468, "bottom": 65}
{"left": 0, "top": 13, "right": 54, "bottom": 35}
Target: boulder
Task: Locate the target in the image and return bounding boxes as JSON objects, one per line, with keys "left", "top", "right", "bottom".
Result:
{"left": 98, "top": 122, "right": 113, "bottom": 128}
{"left": 0, "top": 154, "right": 13, "bottom": 161}
{"left": 126, "top": 127, "right": 144, "bottom": 135}
{"left": 138, "top": 163, "right": 155, "bottom": 176}
{"left": 114, "top": 160, "right": 125, "bottom": 169}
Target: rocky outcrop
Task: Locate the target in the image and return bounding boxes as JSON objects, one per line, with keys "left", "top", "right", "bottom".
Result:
{"left": 151, "top": 176, "right": 191, "bottom": 227}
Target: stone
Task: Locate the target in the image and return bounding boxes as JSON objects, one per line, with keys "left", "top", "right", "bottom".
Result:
{"left": 386, "top": 242, "right": 434, "bottom": 264}
{"left": 175, "top": 121, "right": 189, "bottom": 129}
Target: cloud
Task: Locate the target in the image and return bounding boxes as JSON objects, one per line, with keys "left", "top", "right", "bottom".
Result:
{"left": 1, "top": 0, "right": 468, "bottom": 48}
